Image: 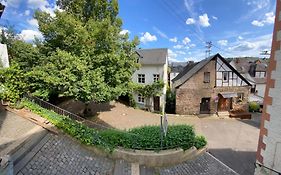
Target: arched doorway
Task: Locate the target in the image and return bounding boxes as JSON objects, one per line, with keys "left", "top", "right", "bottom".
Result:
{"left": 217, "top": 94, "right": 232, "bottom": 111}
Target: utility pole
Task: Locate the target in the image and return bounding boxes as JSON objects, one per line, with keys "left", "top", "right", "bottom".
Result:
{"left": 205, "top": 41, "right": 212, "bottom": 58}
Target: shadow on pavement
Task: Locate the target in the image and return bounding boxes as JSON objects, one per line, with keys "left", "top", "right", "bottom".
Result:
{"left": 208, "top": 148, "right": 256, "bottom": 175}
{"left": 237, "top": 112, "right": 261, "bottom": 129}
{"left": 0, "top": 104, "right": 7, "bottom": 132}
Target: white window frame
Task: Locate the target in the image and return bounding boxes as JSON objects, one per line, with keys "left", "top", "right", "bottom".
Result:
{"left": 204, "top": 72, "right": 210, "bottom": 83}
{"left": 138, "top": 94, "right": 145, "bottom": 103}
{"left": 153, "top": 74, "right": 160, "bottom": 82}
{"left": 223, "top": 72, "right": 229, "bottom": 83}
{"left": 138, "top": 74, "right": 145, "bottom": 84}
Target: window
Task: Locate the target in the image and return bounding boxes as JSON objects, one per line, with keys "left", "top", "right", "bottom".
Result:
{"left": 204, "top": 72, "right": 210, "bottom": 83}
{"left": 237, "top": 93, "right": 244, "bottom": 102}
{"left": 223, "top": 72, "right": 229, "bottom": 82}
{"left": 138, "top": 74, "right": 145, "bottom": 83}
{"left": 153, "top": 74, "right": 160, "bottom": 82}
{"left": 138, "top": 94, "right": 144, "bottom": 103}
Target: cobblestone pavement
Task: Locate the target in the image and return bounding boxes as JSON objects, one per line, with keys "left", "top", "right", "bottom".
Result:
{"left": 16, "top": 133, "right": 237, "bottom": 175}
{"left": 17, "top": 134, "right": 115, "bottom": 175}
{"left": 159, "top": 152, "right": 238, "bottom": 175}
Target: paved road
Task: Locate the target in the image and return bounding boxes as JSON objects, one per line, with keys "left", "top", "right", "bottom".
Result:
{"left": 0, "top": 107, "right": 38, "bottom": 153}
{"left": 98, "top": 103, "right": 260, "bottom": 175}
{"left": 16, "top": 133, "right": 238, "bottom": 175}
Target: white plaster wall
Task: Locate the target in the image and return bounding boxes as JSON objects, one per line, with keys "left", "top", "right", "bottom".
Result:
{"left": 256, "top": 84, "right": 266, "bottom": 98}
{"left": 132, "top": 60, "right": 168, "bottom": 111}
{"left": 132, "top": 65, "right": 165, "bottom": 85}
{"left": 0, "top": 44, "right": 9, "bottom": 68}
{"left": 261, "top": 43, "right": 281, "bottom": 172}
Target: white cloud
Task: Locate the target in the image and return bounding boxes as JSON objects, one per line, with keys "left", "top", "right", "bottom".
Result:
{"left": 184, "top": 0, "right": 196, "bottom": 18}
{"left": 176, "top": 51, "right": 186, "bottom": 55}
{"left": 27, "top": 0, "right": 56, "bottom": 17}
{"left": 238, "top": 36, "right": 244, "bottom": 40}
{"left": 169, "top": 37, "right": 177, "bottom": 43}
{"left": 217, "top": 40, "right": 228, "bottom": 46}
{"left": 189, "top": 43, "right": 196, "bottom": 47}
{"left": 173, "top": 44, "right": 183, "bottom": 49}
{"left": 199, "top": 13, "right": 210, "bottom": 27}
{"left": 251, "top": 20, "right": 264, "bottom": 27}
{"left": 24, "top": 10, "right": 30, "bottom": 16}
{"left": 182, "top": 37, "right": 191, "bottom": 45}
{"left": 168, "top": 49, "right": 180, "bottom": 62}
{"left": 140, "top": 32, "right": 157, "bottom": 43}
{"left": 251, "top": 12, "right": 275, "bottom": 27}
{"left": 19, "top": 29, "right": 43, "bottom": 42}
{"left": 264, "top": 12, "right": 275, "bottom": 24}
{"left": 27, "top": 18, "right": 39, "bottom": 28}
{"left": 212, "top": 16, "right": 218, "bottom": 20}
{"left": 120, "top": 29, "right": 130, "bottom": 35}
{"left": 153, "top": 26, "right": 168, "bottom": 39}
{"left": 1, "top": 0, "right": 21, "bottom": 8}
{"left": 186, "top": 18, "right": 195, "bottom": 25}
{"left": 227, "top": 34, "right": 272, "bottom": 56}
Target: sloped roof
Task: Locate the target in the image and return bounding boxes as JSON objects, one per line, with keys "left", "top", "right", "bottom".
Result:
{"left": 169, "top": 62, "right": 189, "bottom": 73}
{"left": 136, "top": 48, "right": 167, "bottom": 65}
{"left": 172, "top": 54, "right": 216, "bottom": 87}
{"left": 173, "top": 53, "right": 251, "bottom": 88}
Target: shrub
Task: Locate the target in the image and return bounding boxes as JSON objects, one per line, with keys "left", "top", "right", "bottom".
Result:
{"left": 249, "top": 101, "right": 260, "bottom": 112}
{"left": 194, "top": 136, "right": 207, "bottom": 149}
{"left": 22, "top": 99, "right": 207, "bottom": 151}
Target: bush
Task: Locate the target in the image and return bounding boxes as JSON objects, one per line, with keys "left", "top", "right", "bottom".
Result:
{"left": 194, "top": 136, "right": 207, "bottom": 149}
{"left": 249, "top": 101, "right": 260, "bottom": 112}
{"left": 22, "top": 99, "right": 207, "bottom": 151}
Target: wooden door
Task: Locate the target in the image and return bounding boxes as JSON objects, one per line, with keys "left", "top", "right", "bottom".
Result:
{"left": 218, "top": 94, "right": 231, "bottom": 111}
{"left": 200, "top": 98, "right": 210, "bottom": 114}
{"left": 153, "top": 96, "right": 160, "bottom": 111}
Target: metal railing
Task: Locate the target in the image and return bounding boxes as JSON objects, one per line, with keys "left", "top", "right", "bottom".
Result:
{"left": 25, "top": 95, "right": 109, "bottom": 130}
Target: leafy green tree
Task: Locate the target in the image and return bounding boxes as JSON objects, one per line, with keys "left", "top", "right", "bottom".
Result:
{"left": 1, "top": 0, "right": 139, "bottom": 109}
{"left": 32, "top": 0, "right": 139, "bottom": 104}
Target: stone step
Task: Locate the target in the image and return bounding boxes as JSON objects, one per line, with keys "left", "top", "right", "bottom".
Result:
{"left": 217, "top": 111, "right": 230, "bottom": 118}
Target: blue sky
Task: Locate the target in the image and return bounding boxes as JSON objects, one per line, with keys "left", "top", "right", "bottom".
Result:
{"left": 0, "top": 0, "right": 276, "bottom": 62}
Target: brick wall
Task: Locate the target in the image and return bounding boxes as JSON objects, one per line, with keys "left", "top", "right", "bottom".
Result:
{"left": 255, "top": 0, "right": 281, "bottom": 174}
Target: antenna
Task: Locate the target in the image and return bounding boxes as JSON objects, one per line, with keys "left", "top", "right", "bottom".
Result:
{"left": 260, "top": 50, "right": 271, "bottom": 59}
{"left": 205, "top": 41, "right": 212, "bottom": 58}
{"left": 260, "top": 50, "right": 271, "bottom": 56}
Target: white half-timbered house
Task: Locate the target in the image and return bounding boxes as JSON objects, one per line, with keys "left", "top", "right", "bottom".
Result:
{"left": 172, "top": 53, "right": 251, "bottom": 117}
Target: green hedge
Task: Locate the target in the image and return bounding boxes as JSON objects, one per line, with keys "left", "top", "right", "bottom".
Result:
{"left": 21, "top": 99, "right": 207, "bottom": 151}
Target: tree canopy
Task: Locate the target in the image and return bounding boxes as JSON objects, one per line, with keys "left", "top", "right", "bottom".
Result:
{"left": 0, "top": 0, "right": 139, "bottom": 104}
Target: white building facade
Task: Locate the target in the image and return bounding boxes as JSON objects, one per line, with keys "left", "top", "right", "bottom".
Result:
{"left": 0, "top": 43, "right": 9, "bottom": 68}
{"left": 132, "top": 48, "right": 168, "bottom": 112}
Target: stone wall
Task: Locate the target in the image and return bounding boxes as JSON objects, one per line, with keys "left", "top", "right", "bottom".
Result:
{"left": 176, "top": 60, "right": 250, "bottom": 115}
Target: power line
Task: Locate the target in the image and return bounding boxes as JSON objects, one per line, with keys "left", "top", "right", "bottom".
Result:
{"left": 156, "top": 0, "right": 237, "bottom": 57}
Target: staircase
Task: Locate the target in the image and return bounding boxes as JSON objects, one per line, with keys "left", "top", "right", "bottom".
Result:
{"left": 217, "top": 111, "right": 230, "bottom": 118}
